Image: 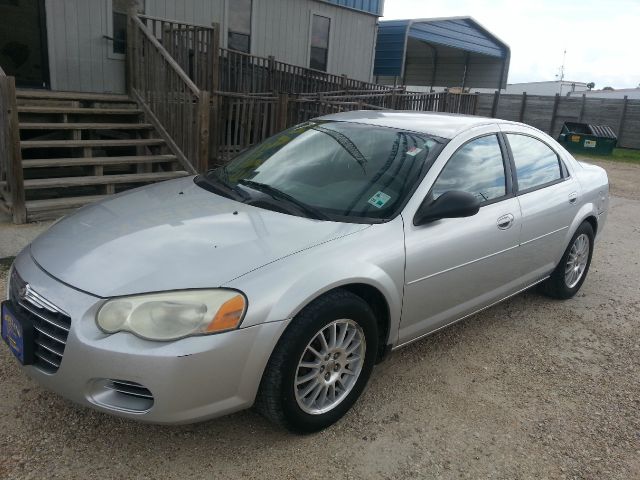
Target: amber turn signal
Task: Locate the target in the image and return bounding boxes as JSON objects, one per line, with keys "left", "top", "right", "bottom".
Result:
{"left": 206, "top": 294, "right": 246, "bottom": 333}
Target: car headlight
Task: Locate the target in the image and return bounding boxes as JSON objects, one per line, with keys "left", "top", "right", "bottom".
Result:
{"left": 96, "top": 290, "right": 246, "bottom": 341}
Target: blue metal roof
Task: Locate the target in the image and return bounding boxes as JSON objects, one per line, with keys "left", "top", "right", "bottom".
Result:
{"left": 321, "top": 0, "right": 384, "bottom": 16}
{"left": 374, "top": 18, "right": 509, "bottom": 77}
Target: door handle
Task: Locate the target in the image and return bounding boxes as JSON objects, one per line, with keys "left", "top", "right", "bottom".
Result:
{"left": 497, "top": 213, "right": 514, "bottom": 230}
{"left": 568, "top": 192, "right": 578, "bottom": 204}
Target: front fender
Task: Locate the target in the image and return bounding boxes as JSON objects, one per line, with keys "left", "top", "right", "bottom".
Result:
{"left": 225, "top": 217, "right": 406, "bottom": 346}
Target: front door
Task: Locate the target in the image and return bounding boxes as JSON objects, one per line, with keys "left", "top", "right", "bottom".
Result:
{"left": 399, "top": 132, "right": 523, "bottom": 345}
{"left": 0, "top": 0, "right": 49, "bottom": 88}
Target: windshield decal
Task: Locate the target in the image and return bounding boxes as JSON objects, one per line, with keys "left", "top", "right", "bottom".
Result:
{"left": 406, "top": 146, "right": 423, "bottom": 157}
{"left": 368, "top": 191, "right": 391, "bottom": 208}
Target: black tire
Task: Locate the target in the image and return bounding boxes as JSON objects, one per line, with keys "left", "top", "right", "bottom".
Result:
{"left": 255, "top": 289, "right": 378, "bottom": 433}
{"left": 540, "top": 221, "right": 594, "bottom": 299}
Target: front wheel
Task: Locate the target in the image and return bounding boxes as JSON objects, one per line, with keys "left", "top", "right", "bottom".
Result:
{"left": 255, "top": 289, "right": 378, "bottom": 433}
{"left": 540, "top": 221, "right": 594, "bottom": 299}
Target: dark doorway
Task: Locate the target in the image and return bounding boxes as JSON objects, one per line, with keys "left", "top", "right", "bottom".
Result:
{"left": 0, "top": 0, "right": 50, "bottom": 89}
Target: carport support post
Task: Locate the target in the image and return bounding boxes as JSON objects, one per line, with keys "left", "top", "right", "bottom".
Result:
{"left": 461, "top": 52, "right": 470, "bottom": 90}
{"left": 549, "top": 93, "right": 560, "bottom": 136}
{"left": 491, "top": 90, "right": 500, "bottom": 118}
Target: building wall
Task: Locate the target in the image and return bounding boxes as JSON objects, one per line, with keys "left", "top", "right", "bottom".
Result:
{"left": 45, "top": 0, "right": 126, "bottom": 93}
{"left": 505, "top": 81, "right": 588, "bottom": 97}
{"left": 45, "top": 0, "right": 379, "bottom": 93}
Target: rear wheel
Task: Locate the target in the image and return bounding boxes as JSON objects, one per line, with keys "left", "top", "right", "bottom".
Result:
{"left": 540, "top": 222, "right": 594, "bottom": 299}
{"left": 255, "top": 289, "right": 378, "bottom": 433}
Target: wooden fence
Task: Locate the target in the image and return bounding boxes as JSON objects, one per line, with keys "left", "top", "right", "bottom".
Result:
{"left": 0, "top": 66, "right": 25, "bottom": 223}
{"left": 479, "top": 91, "right": 640, "bottom": 149}
{"left": 219, "top": 48, "right": 392, "bottom": 95}
{"left": 210, "top": 91, "right": 479, "bottom": 166}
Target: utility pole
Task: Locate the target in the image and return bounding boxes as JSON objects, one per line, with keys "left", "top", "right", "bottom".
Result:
{"left": 556, "top": 49, "right": 567, "bottom": 95}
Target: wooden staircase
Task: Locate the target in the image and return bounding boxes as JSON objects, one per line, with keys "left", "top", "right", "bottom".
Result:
{"left": 14, "top": 90, "right": 191, "bottom": 221}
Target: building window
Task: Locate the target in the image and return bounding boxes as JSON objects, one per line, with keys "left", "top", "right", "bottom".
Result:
{"left": 112, "top": 0, "right": 144, "bottom": 55}
{"left": 310, "top": 14, "right": 330, "bottom": 71}
{"left": 228, "top": 0, "right": 252, "bottom": 53}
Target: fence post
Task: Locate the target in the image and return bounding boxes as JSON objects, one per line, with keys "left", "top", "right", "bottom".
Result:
{"left": 578, "top": 93, "right": 586, "bottom": 122}
{"left": 549, "top": 93, "right": 560, "bottom": 136}
{"left": 126, "top": 6, "right": 137, "bottom": 94}
{"left": 615, "top": 95, "right": 628, "bottom": 147}
{"left": 211, "top": 23, "right": 221, "bottom": 93}
{"left": 340, "top": 74, "right": 347, "bottom": 92}
{"left": 209, "top": 91, "right": 220, "bottom": 166}
{"left": 277, "top": 93, "right": 289, "bottom": 131}
{"left": 268, "top": 55, "right": 276, "bottom": 93}
{"left": 491, "top": 90, "right": 500, "bottom": 118}
{"left": 5, "top": 77, "right": 25, "bottom": 224}
{"left": 519, "top": 92, "right": 527, "bottom": 122}
{"left": 197, "top": 91, "right": 211, "bottom": 173}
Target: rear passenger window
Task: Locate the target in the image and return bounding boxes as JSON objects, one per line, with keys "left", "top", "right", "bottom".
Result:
{"left": 432, "top": 134, "right": 506, "bottom": 203}
{"left": 507, "top": 134, "right": 562, "bottom": 191}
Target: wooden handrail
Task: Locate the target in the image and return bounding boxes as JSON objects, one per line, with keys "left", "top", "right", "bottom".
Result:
{"left": 138, "top": 14, "right": 216, "bottom": 31}
{"left": 131, "top": 15, "right": 200, "bottom": 97}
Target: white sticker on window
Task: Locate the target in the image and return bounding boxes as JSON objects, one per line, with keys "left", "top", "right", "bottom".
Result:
{"left": 406, "top": 147, "right": 423, "bottom": 156}
{"left": 368, "top": 191, "right": 391, "bottom": 208}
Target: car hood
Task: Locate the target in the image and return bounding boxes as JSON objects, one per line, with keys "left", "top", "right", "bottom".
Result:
{"left": 30, "top": 176, "right": 368, "bottom": 297}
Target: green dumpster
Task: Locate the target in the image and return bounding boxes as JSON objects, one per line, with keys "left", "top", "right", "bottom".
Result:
{"left": 558, "top": 122, "right": 617, "bottom": 155}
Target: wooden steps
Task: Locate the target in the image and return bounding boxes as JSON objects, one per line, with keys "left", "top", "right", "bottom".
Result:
{"left": 21, "top": 138, "right": 166, "bottom": 149}
{"left": 24, "top": 171, "right": 188, "bottom": 189}
{"left": 10, "top": 90, "right": 190, "bottom": 222}
{"left": 16, "top": 90, "right": 131, "bottom": 102}
{"left": 23, "top": 154, "right": 177, "bottom": 168}
{"left": 18, "top": 106, "right": 142, "bottom": 115}
{"left": 19, "top": 122, "right": 153, "bottom": 130}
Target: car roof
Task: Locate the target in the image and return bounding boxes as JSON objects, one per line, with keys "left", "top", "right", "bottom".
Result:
{"left": 315, "top": 111, "right": 519, "bottom": 139}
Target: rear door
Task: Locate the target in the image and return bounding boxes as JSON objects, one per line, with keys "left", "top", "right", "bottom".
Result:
{"left": 399, "top": 127, "right": 523, "bottom": 345}
{"left": 500, "top": 125, "right": 579, "bottom": 284}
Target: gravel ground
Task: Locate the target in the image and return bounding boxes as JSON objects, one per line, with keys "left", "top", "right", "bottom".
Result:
{"left": 0, "top": 159, "right": 639, "bottom": 480}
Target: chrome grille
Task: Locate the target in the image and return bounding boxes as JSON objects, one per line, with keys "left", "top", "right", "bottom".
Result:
{"left": 106, "top": 380, "right": 154, "bottom": 400}
{"left": 8, "top": 269, "right": 71, "bottom": 373}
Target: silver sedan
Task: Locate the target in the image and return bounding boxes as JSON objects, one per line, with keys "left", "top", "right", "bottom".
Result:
{"left": 2, "top": 112, "right": 609, "bottom": 433}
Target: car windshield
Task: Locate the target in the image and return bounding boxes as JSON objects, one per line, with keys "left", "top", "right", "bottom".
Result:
{"left": 199, "top": 120, "right": 445, "bottom": 222}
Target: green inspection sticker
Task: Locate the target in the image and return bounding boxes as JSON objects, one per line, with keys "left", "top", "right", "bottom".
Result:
{"left": 368, "top": 191, "right": 391, "bottom": 208}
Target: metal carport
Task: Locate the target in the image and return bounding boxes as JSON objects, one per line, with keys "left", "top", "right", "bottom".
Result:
{"left": 374, "top": 17, "right": 510, "bottom": 91}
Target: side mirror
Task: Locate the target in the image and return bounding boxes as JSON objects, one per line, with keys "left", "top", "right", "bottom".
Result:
{"left": 413, "top": 190, "right": 481, "bottom": 226}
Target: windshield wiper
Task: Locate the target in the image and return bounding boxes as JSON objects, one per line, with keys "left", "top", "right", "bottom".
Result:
{"left": 238, "top": 180, "right": 330, "bottom": 220}
{"left": 195, "top": 174, "right": 250, "bottom": 202}
{"left": 311, "top": 125, "right": 368, "bottom": 173}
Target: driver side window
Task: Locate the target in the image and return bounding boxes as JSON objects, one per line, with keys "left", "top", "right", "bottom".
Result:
{"left": 432, "top": 134, "right": 507, "bottom": 203}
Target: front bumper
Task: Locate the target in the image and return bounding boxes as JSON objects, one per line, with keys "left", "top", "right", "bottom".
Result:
{"left": 7, "top": 250, "right": 288, "bottom": 424}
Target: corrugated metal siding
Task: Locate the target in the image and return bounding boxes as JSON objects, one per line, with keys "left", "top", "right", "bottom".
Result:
{"left": 409, "top": 19, "right": 505, "bottom": 58}
{"left": 319, "top": 0, "right": 383, "bottom": 16}
{"left": 46, "top": 0, "right": 125, "bottom": 93}
{"left": 373, "top": 20, "right": 409, "bottom": 77}
{"left": 374, "top": 18, "right": 509, "bottom": 78}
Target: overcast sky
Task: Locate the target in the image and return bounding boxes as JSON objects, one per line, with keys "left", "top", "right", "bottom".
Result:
{"left": 382, "top": 0, "right": 640, "bottom": 89}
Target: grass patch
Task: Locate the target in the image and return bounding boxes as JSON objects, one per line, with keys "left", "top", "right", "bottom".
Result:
{"left": 578, "top": 148, "right": 640, "bottom": 165}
